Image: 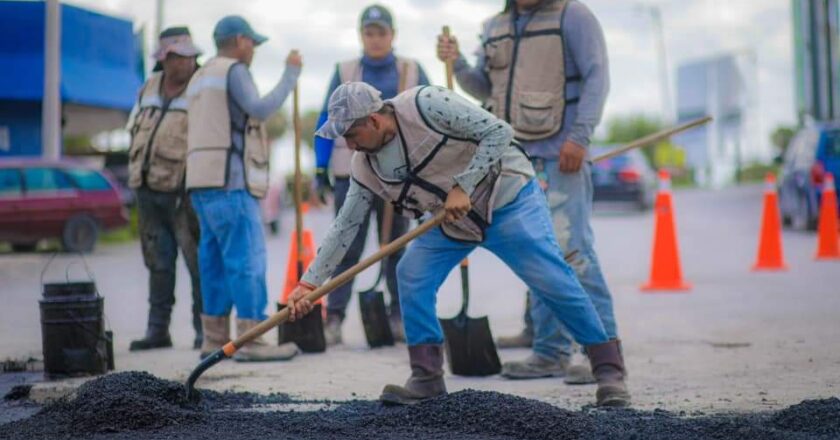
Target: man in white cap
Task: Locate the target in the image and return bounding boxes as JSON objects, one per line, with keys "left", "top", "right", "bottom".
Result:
{"left": 286, "top": 82, "right": 628, "bottom": 407}
{"left": 128, "top": 26, "right": 204, "bottom": 351}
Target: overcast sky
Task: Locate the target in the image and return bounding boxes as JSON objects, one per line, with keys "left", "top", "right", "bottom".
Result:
{"left": 70, "top": 0, "right": 796, "bottom": 145}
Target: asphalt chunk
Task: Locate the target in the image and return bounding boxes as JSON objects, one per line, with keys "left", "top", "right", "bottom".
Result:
{"left": 1, "top": 371, "right": 838, "bottom": 440}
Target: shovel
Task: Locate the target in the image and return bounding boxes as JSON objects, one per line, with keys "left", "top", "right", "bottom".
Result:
{"left": 439, "top": 258, "right": 501, "bottom": 376}
{"left": 277, "top": 84, "right": 326, "bottom": 353}
{"left": 186, "top": 212, "right": 447, "bottom": 400}
{"left": 358, "top": 203, "right": 397, "bottom": 348}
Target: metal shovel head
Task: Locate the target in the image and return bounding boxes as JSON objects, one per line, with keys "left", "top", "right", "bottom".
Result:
{"left": 359, "top": 288, "right": 394, "bottom": 348}
{"left": 439, "top": 310, "right": 501, "bottom": 376}
{"left": 277, "top": 303, "right": 326, "bottom": 353}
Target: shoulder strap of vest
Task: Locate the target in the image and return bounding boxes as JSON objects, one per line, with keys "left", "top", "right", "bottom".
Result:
{"left": 338, "top": 59, "right": 362, "bottom": 84}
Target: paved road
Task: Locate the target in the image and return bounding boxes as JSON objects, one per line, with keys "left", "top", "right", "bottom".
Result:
{"left": 1, "top": 184, "right": 839, "bottom": 412}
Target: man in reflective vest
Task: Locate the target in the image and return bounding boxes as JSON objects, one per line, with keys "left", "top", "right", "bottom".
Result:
{"left": 186, "top": 15, "right": 301, "bottom": 362}
{"left": 287, "top": 82, "right": 628, "bottom": 408}
{"left": 313, "top": 4, "right": 431, "bottom": 346}
{"left": 437, "top": 0, "right": 626, "bottom": 405}
{"left": 128, "top": 27, "right": 203, "bottom": 351}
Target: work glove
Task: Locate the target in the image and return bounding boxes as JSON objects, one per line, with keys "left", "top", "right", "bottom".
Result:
{"left": 315, "top": 167, "right": 332, "bottom": 204}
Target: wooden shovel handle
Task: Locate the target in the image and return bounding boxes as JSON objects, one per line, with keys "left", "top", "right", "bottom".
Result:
{"left": 591, "top": 116, "right": 712, "bottom": 164}
{"left": 293, "top": 83, "right": 304, "bottom": 278}
{"left": 442, "top": 26, "right": 454, "bottom": 90}
{"left": 223, "top": 212, "right": 446, "bottom": 355}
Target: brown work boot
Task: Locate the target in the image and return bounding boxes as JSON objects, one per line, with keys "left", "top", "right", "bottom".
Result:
{"left": 199, "top": 315, "right": 230, "bottom": 359}
{"left": 496, "top": 328, "right": 533, "bottom": 349}
{"left": 586, "top": 340, "right": 631, "bottom": 407}
{"left": 501, "top": 353, "right": 570, "bottom": 379}
{"left": 233, "top": 319, "right": 299, "bottom": 362}
{"left": 380, "top": 344, "right": 447, "bottom": 405}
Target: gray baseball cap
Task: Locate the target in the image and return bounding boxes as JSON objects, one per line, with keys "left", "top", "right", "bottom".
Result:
{"left": 360, "top": 4, "right": 393, "bottom": 30}
{"left": 315, "top": 82, "right": 384, "bottom": 139}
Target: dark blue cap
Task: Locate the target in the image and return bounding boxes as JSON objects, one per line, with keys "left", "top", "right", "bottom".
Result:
{"left": 213, "top": 15, "right": 268, "bottom": 46}
{"left": 360, "top": 4, "right": 393, "bottom": 30}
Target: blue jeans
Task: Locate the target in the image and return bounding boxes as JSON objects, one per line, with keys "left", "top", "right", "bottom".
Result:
{"left": 530, "top": 159, "right": 618, "bottom": 360}
{"left": 190, "top": 189, "right": 268, "bottom": 320}
{"left": 396, "top": 179, "right": 608, "bottom": 347}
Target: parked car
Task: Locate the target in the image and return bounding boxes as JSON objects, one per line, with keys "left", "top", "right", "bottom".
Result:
{"left": 779, "top": 123, "right": 840, "bottom": 230}
{"left": 590, "top": 145, "right": 657, "bottom": 210}
{"left": 0, "top": 160, "right": 129, "bottom": 252}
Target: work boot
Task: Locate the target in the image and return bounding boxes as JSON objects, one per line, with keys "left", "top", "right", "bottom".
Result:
{"left": 586, "top": 340, "right": 631, "bottom": 407}
{"left": 129, "top": 327, "right": 172, "bottom": 351}
{"left": 389, "top": 313, "right": 405, "bottom": 343}
{"left": 199, "top": 315, "right": 230, "bottom": 359}
{"left": 496, "top": 328, "right": 533, "bottom": 349}
{"left": 233, "top": 319, "right": 299, "bottom": 362}
{"left": 380, "top": 344, "right": 447, "bottom": 405}
{"left": 564, "top": 358, "right": 597, "bottom": 385}
{"left": 501, "top": 352, "right": 570, "bottom": 379}
{"left": 324, "top": 314, "right": 343, "bottom": 346}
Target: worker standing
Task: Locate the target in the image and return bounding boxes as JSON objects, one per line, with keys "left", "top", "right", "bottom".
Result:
{"left": 287, "top": 82, "right": 629, "bottom": 408}
{"left": 437, "top": 0, "right": 625, "bottom": 401}
{"left": 314, "top": 4, "right": 431, "bottom": 345}
{"left": 186, "top": 15, "right": 301, "bottom": 362}
{"left": 128, "top": 27, "right": 203, "bottom": 352}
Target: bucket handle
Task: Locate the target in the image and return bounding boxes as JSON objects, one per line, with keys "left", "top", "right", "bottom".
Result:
{"left": 40, "top": 252, "right": 97, "bottom": 289}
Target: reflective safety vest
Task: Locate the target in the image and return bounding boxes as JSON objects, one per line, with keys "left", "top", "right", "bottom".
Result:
{"left": 351, "top": 86, "right": 534, "bottom": 243}
{"left": 330, "top": 57, "right": 420, "bottom": 177}
{"left": 185, "top": 56, "right": 269, "bottom": 198}
{"left": 128, "top": 72, "right": 190, "bottom": 192}
{"left": 483, "top": 0, "right": 576, "bottom": 141}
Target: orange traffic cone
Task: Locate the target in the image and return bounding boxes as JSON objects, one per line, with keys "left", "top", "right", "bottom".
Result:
{"left": 815, "top": 173, "right": 840, "bottom": 260}
{"left": 641, "top": 170, "right": 691, "bottom": 291}
{"left": 752, "top": 173, "right": 788, "bottom": 271}
{"left": 280, "top": 229, "right": 319, "bottom": 304}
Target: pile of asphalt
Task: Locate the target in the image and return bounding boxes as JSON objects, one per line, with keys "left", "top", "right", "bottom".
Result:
{"left": 2, "top": 371, "right": 839, "bottom": 440}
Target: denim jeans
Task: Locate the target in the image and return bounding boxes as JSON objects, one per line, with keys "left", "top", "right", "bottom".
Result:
{"left": 136, "top": 187, "right": 202, "bottom": 335}
{"left": 529, "top": 159, "right": 618, "bottom": 360}
{"left": 190, "top": 189, "right": 268, "bottom": 320}
{"left": 396, "top": 179, "right": 608, "bottom": 347}
{"left": 327, "top": 177, "right": 410, "bottom": 320}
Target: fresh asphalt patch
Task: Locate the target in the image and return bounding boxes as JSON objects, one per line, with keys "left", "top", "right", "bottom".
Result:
{"left": 1, "top": 371, "right": 838, "bottom": 439}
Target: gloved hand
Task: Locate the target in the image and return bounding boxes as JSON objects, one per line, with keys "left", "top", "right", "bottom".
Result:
{"left": 315, "top": 167, "right": 332, "bottom": 204}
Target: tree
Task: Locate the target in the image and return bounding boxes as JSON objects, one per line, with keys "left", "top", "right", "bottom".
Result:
{"left": 300, "top": 109, "right": 321, "bottom": 149}
{"left": 604, "top": 114, "right": 686, "bottom": 169}
{"left": 770, "top": 125, "right": 797, "bottom": 156}
{"left": 265, "top": 111, "right": 289, "bottom": 141}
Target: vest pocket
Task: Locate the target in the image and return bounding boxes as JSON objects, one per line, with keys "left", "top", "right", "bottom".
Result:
{"left": 244, "top": 122, "right": 269, "bottom": 198}
{"left": 514, "top": 91, "right": 560, "bottom": 135}
{"left": 484, "top": 40, "right": 512, "bottom": 70}
{"left": 146, "top": 135, "right": 187, "bottom": 192}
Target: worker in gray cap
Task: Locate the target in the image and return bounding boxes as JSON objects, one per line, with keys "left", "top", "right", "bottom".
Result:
{"left": 128, "top": 26, "right": 203, "bottom": 352}
{"left": 314, "top": 4, "right": 431, "bottom": 346}
{"left": 286, "top": 82, "right": 627, "bottom": 408}
{"left": 185, "top": 15, "right": 301, "bottom": 362}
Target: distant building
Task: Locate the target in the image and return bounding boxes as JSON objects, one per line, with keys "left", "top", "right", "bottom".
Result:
{"left": 792, "top": 0, "right": 840, "bottom": 123}
{"left": 674, "top": 52, "right": 761, "bottom": 188}
{"left": 0, "top": 1, "right": 142, "bottom": 158}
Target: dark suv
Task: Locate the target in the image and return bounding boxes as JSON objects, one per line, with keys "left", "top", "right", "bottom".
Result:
{"left": 0, "top": 160, "right": 128, "bottom": 252}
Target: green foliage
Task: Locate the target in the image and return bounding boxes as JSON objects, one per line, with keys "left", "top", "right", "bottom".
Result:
{"left": 63, "top": 135, "right": 96, "bottom": 155}
{"left": 266, "top": 111, "right": 289, "bottom": 141}
{"left": 770, "top": 125, "right": 797, "bottom": 155}
{"left": 605, "top": 114, "right": 686, "bottom": 169}
{"left": 300, "top": 109, "right": 321, "bottom": 149}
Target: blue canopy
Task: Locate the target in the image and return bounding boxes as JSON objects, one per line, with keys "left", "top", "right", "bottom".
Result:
{"left": 0, "top": 1, "right": 142, "bottom": 111}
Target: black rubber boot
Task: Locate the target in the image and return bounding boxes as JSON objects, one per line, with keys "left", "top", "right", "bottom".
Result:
{"left": 129, "top": 327, "right": 172, "bottom": 351}
{"left": 380, "top": 344, "right": 446, "bottom": 405}
{"left": 586, "top": 340, "right": 631, "bottom": 407}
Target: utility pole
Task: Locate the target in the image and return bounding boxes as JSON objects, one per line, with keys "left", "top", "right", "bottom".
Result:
{"left": 638, "top": 3, "right": 673, "bottom": 123}
{"left": 154, "top": 0, "right": 164, "bottom": 40}
{"left": 42, "top": 0, "right": 62, "bottom": 160}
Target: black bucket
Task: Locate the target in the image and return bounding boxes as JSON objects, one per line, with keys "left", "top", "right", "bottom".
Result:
{"left": 39, "top": 256, "right": 113, "bottom": 379}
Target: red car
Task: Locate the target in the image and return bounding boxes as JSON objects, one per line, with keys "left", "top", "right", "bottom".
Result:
{"left": 0, "top": 160, "right": 128, "bottom": 252}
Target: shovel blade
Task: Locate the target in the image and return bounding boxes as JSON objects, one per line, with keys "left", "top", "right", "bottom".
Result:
{"left": 439, "top": 313, "right": 501, "bottom": 376}
{"left": 359, "top": 289, "right": 394, "bottom": 348}
{"left": 277, "top": 303, "right": 326, "bottom": 353}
